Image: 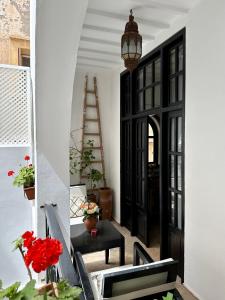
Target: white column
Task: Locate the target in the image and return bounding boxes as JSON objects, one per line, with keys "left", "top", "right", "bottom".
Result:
{"left": 32, "top": 0, "right": 88, "bottom": 243}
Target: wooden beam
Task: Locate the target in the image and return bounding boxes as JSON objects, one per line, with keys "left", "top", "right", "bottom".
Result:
{"left": 131, "top": 0, "right": 189, "bottom": 14}
{"left": 87, "top": 8, "right": 169, "bottom": 29}
{"left": 78, "top": 55, "right": 120, "bottom": 65}
{"left": 83, "top": 24, "right": 155, "bottom": 41}
{"left": 76, "top": 63, "right": 111, "bottom": 69}
{"left": 79, "top": 47, "right": 120, "bottom": 57}
{"left": 80, "top": 36, "right": 120, "bottom": 47}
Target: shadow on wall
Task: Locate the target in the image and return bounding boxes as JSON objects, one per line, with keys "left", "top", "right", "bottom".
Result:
{"left": 0, "top": 147, "right": 32, "bottom": 286}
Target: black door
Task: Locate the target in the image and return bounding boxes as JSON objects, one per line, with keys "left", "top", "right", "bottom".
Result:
{"left": 166, "top": 110, "right": 184, "bottom": 278}
{"left": 120, "top": 28, "right": 185, "bottom": 278}
{"left": 121, "top": 120, "right": 133, "bottom": 231}
{"left": 134, "top": 117, "right": 150, "bottom": 246}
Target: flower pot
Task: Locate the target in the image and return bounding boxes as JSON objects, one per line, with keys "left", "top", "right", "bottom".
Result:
{"left": 87, "top": 193, "right": 97, "bottom": 203}
{"left": 24, "top": 186, "right": 35, "bottom": 200}
{"left": 84, "top": 216, "right": 98, "bottom": 232}
{"left": 99, "top": 187, "right": 112, "bottom": 220}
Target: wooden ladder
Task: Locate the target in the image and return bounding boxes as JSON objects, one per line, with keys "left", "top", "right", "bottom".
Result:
{"left": 80, "top": 75, "right": 107, "bottom": 187}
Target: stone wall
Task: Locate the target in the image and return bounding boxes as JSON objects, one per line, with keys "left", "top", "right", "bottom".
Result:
{"left": 0, "top": 0, "right": 29, "bottom": 64}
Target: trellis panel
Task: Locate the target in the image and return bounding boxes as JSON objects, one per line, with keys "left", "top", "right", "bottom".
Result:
{"left": 0, "top": 65, "right": 31, "bottom": 146}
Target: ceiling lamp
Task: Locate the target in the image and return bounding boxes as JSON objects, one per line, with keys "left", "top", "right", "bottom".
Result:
{"left": 121, "top": 9, "right": 142, "bottom": 72}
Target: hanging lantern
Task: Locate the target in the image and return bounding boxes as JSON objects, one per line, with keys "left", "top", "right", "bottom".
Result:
{"left": 121, "top": 9, "right": 142, "bottom": 72}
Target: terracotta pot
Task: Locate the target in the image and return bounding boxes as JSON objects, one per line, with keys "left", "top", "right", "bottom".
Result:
{"left": 24, "top": 186, "right": 35, "bottom": 200}
{"left": 99, "top": 187, "right": 112, "bottom": 220}
{"left": 84, "top": 216, "right": 98, "bottom": 232}
{"left": 87, "top": 193, "right": 97, "bottom": 203}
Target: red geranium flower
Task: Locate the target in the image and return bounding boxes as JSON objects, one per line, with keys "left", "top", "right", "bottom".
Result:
{"left": 22, "top": 231, "right": 36, "bottom": 249}
{"left": 24, "top": 236, "right": 63, "bottom": 273}
{"left": 24, "top": 155, "right": 30, "bottom": 161}
{"left": 8, "top": 170, "right": 15, "bottom": 176}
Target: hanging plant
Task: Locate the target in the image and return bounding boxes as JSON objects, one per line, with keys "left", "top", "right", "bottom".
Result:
{"left": 8, "top": 155, "right": 35, "bottom": 200}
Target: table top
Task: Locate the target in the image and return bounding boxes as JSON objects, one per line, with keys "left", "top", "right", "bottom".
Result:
{"left": 70, "top": 220, "right": 124, "bottom": 254}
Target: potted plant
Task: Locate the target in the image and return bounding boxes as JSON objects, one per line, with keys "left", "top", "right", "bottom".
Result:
{"left": 80, "top": 202, "right": 99, "bottom": 232}
{"left": 0, "top": 231, "right": 82, "bottom": 299}
{"left": 70, "top": 140, "right": 103, "bottom": 202}
{"left": 8, "top": 155, "right": 35, "bottom": 200}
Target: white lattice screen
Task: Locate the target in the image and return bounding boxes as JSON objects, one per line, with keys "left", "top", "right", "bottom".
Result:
{"left": 0, "top": 65, "right": 31, "bottom": 146}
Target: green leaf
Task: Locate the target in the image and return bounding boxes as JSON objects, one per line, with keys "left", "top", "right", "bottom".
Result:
{"left": 162, "top": 292, "right": 174, "bottom": 300}
{"left": 57, "top": 280, "right": 82, "bottom": 299}
{"left": 13, "top": 165, "right": 35, "bottom": 188}
{"left": 12, "top": 237, "right": 24, "bottom": 251}
{"left": 0, "top": 282, "right": 21, "bottom": 299}
{"left": 18, "top": 280, "right": 37, "bottom": 299}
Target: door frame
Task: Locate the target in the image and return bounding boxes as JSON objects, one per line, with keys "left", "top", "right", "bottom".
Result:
{"left": 120, "top": 28, "right": 186, "bottom": 279}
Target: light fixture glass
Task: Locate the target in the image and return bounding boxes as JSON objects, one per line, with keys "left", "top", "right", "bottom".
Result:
{"left": 121, "top": 9, "right": 142, "bottom": 72}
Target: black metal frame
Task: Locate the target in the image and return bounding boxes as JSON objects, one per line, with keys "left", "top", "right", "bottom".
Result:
{"left": 133, "top": 242, "right": 154, "bottom": 265}
{"left": 102, "top": 251, "right": 180, "bottom": 298}
{"left": 120, "top": 28, "right": 186, "bottom": 279}
{"left": 44, "top": 204, "right": 94, "bottom": 300}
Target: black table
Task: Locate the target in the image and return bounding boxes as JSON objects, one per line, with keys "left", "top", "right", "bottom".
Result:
{"left": 70, "top": 220, "right": 125, "bottom": 266}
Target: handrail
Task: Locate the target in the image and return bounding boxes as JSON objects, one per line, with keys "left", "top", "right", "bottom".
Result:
{"left": 44, "top": 204, "right": 95, "bottom": 300}
{"left": 133, "top": 242, "right": 154, "bottom": 266}
{"left": 44, "top": 204, "right": 80, "bottom": 287}
{"left": 73, "top": 252, "right": 95, "bottom": 300}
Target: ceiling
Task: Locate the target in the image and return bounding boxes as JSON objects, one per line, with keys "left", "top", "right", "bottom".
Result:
{"left": 77, "top": 0, "right": 199, "bottom": 69}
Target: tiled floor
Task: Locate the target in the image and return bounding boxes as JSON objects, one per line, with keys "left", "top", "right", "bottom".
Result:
{"left": 82, "top": 221, "right": 198, "bottom": 300}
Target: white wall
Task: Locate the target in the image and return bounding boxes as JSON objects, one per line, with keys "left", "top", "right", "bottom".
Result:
{"left": 109, "top": 70, "right": 121, "bottom": 222}
{"left": 185, "top": 0, "right": 225, "bottom": 298}
{"left": 70, "top": 66, "right": 124, "bottom": 221}
{"left": 70, "top": 67, "right": 113, "bottom": 188}
{"left": 109, "top": 0, "right": 225, "bottom": 298}
{"left": 34, "top": 0, "right": 88, "bottom": 246}
{"left": 0, "top": 147, "right": 32, "bottom": 286}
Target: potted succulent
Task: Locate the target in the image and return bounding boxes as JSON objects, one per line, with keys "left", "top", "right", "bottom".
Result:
{"left": 0, "top": 231, "right": 82, "bottom": 299}
{"left": 80, "top": 202, "right": 99, "bottom": 232}
{"left": 8, "top": 155, "right": 35, "bottom": 200}
{"left": 70, "top": 140, "right": 103, "bottom": 202}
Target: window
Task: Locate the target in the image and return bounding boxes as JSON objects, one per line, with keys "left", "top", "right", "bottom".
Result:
{"left": 136, "top": 56, "right": 161, "bottom": 112}
{"left": 121, "top": 73, "right": 131, "bottom": 117}
{"left": 169, "top": 44, "right": 184, "bottom": 105}
{"left": 148, "top": 124, "right": 154, "bottom": 163}
{"left": 9, "top": 37, "right": 30, "bottom": 66}
{"left": 19, "top": 48, "right": 30, "bottom": 67}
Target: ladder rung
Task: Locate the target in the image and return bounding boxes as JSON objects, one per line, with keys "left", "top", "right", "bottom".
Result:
{"left": 86, "top": 90, "right": 95, "bottom": 94}
{"left": 86, "top": 105, "right": 97, "bottom": 108}
{"left": 84, "top": 133, "right": 100, "bottom": 136}
{"left": 83, "top": 147, "right": 101, "bottom": 150}
{"left": 85, "top": 118, "right": 98, "bottom": 122}
{"left": 90, "top": 160, "right": 103, "bottom": 163}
